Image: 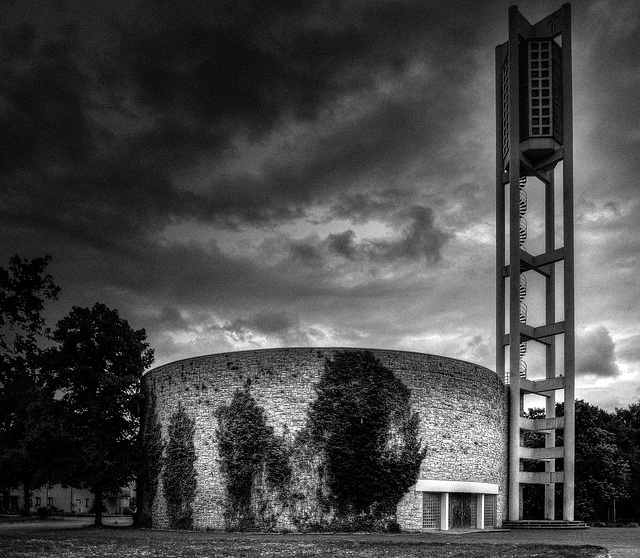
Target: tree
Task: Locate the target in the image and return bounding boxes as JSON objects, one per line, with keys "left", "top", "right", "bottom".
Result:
{"left": 306, "top": 351, "right": 425, "bottom": 527}
{"left": 50, "top": 302, "right": 153, "bottom": 526}
{"left": 0, "top": 255, "right": 60, "bottom": 514}
{"left": 525, "top": 400, "right": 632, "bottom": 523}
{"left": 572, "top": 400, "right": 630, "bottom": 522}
{"left": 611, "top": 402, "right": 640, "bottom": 521}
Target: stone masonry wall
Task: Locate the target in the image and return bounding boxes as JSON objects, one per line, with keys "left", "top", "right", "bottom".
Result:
{"left": 141, "top": 347, "right": 509, "bottom": 530}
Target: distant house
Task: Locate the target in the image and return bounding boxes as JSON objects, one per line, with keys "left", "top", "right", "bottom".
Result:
{"left": 2, "top": 484, "right": 135, "bottom": 515}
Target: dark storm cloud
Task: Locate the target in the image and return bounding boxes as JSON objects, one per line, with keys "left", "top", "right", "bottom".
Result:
{"left": 0, "top": 24, "right": 92, "bottom": 176}
{"left": 0, "top": 0, "right": 493, "bottom": 244}
{"left": 1, "top": 21, "right": 36, "bottom": 58}
{"left": 115, "top": 0, "right": 490, "bottom": 130}
{"left": 2, "top": 0, "right": 640, "bottom": 411}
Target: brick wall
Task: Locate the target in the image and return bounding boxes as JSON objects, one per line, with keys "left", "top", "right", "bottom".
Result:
{"left": 142, "top": 347, "right": 509, "bottom": 530}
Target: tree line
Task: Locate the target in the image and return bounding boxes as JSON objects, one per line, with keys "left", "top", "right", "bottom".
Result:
{"left": 523, "top": 399, "right": 640, "bottom": 524}
{"left": 0, "top": 255, "right": 153, "bottom": 526}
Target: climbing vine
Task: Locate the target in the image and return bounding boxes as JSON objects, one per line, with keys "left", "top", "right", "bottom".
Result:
{"left": 163, "top": 404, "right": 197, "bottom": 529}
{"left": 305, "top": 350, "right": 426, "bottom": 529}
{"left": 216, "top": 388, "right": 291, "bottom": 530}
{"left": 136, "top": 387, "right": 164, "bottom": 527}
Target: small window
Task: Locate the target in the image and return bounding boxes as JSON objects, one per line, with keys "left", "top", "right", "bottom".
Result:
{"left": 85, "top": 498, "right": 90, "bottom": 507}
{"left": 47, "top": 497, "right": 53, "bottom": 507}
{"left": 484, "top": 494, "right": 496, "bottom": 528}
{"left": 422, "top": 493, "right": 441, "bottom": 529}
{"left": 35, "top": 497, "right": 41, "bottom": 506}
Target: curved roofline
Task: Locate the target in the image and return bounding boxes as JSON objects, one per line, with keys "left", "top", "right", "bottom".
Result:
{"left": 143, "top": 346, "right": 496, "bottom": 377}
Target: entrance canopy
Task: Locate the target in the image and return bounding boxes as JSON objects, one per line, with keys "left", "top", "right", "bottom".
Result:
{"left": 415, "top": 480, "right": 499, "bottom": 494}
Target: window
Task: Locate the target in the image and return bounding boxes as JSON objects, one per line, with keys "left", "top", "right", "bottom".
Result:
{"left": 85, "top": 498, "right": 90, "bottom": 508}
{"left": 47, "top": 497, "right": 53, "bottom": 507}
{"left": 484, "top": 494, "right": 496, "bottom": 528}
{"left": 528, "top": 40, "right": 554, "bottom": 137}
{"left": 422, "top": 493, "right": 441, "bottom": 529}
{"left": 35, "top": 497, "right": 41, "bottom": 507}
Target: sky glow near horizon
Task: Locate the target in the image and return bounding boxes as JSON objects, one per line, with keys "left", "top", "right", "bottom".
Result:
{"left": 1, "top": 0, "right": 639, "bottom": 411}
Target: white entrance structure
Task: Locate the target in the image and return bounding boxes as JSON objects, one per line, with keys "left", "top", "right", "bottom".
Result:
{"left": 416, "top": 481, "right": 499, "bottom": 530}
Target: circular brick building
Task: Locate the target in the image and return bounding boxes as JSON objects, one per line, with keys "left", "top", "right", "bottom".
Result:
{"left": 140, "top": 348, "right": 508, "bottom": 531}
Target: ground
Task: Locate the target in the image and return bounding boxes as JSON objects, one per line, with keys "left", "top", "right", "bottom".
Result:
{"left": 2, "top": 517, "right": 639, "bottom": 557}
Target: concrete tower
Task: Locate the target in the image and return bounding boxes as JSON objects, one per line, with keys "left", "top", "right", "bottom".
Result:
{"left": 495, "top": 4, "right": 575, "bottom": 522}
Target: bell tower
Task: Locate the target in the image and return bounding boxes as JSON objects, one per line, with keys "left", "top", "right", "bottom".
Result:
{"left": 495, "top": 4, "right": 575, "bottom": 522}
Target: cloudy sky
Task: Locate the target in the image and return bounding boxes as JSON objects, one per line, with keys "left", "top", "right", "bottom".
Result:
{"left": 1, "top": 0, "right": 638, "bottom": 411}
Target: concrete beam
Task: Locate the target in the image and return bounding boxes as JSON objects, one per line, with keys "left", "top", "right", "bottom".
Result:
{"left": 503, "top": 248, "right": 565, "bottom": 278}
{"left": 521, "top": 377, "right": 565, "bottom": 394}
{"left": 519, "top": 416, "right": 565, "bottom": 431}
{"left": 503, "top": 322, "right": 565, "bottom": 347}
{"left": 520, "top": 446, "right": 564, "bottom": 460}
{"left": 519, "top": 471, "right": 565, "bottom": 484}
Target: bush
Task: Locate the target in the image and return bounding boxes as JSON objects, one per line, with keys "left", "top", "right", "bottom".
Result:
{"left": 36, "top": 507, "right": 49, "bottom": 519}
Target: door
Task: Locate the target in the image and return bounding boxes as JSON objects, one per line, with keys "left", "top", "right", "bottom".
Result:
{"left": 449, "top": 493, "right": 476, "bottom": 529}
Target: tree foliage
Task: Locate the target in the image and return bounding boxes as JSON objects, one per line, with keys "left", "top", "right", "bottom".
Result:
{"left": 50, "top": 302, "right": 153, "bottom": 525}
{"left": 216, "top": 387, "right": 291, "bottom": 530}
{"left": 136, "top": 386, "right": 164, "bottom": 527}
{"left": 523, "top": 400, "right": 631, "bottom": 522}
{"left": 163, "top": 405, "right": 197, "bottom": 530}
{"left": 0, "top": 255, "right": 60, "bottom": 513}
{"left": 607, "top": 402, "right": 640, "bottom": 522}
{"left": 572, "top": 400, "right": 630, "bottom": 521}
{"left": 306, "top": 350, "right": 425, "bottom": 525}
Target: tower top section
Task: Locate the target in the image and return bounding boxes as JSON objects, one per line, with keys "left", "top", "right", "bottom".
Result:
{"left": 497, "top": 4, "right": 571, "bottom": 168}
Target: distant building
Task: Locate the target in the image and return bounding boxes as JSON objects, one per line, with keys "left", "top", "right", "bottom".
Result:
{"left": 3, "top": 484, "right": 134, "bottom": 515}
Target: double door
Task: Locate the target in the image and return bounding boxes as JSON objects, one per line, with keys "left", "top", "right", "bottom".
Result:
{"left": 449, "top": 493, "right": 476, "bottom": 529}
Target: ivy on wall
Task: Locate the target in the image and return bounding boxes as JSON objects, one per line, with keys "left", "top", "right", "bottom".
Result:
{"left": 216, "top": 387, "right": 291, "bottom": 530}
{"left": 305, "top": 350, "right": 426, "bottom": 529}
{"left": 163, "top": 404, "right": 197, "bottom": 529}
{"left": 136, "top": 387, "right": 164, "bottom": 527}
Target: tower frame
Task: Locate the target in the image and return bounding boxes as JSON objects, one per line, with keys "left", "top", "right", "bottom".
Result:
{"left": 495, "top": 4, "right": 575, "bottom": 522}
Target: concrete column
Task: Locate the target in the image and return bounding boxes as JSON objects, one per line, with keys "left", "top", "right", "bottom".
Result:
{"left": 507, "top": 5, "right": 523, "bottom": 521}
{"left": 545, "top": 175, "right": 557, "bottom": 521}
{"left": 495, "top": 43, "right": 506, "bottom": 386}
{"left": 440, "top": 493, "right": 449, "bottom": 531}
{"left": 477, "top": 494, "right": 485, "bottom": 529}
{"left": 561, "top": 2, "right": 575, "bottom": 523}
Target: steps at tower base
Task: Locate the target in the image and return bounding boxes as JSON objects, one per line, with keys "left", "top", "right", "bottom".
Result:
{"left": 502, "top": 520, "right": 590, "bottom": 530}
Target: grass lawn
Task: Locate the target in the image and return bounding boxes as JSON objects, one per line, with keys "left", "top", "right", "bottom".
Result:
{"left": 0, "top": 528, "right": 607, "bottom": 557}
